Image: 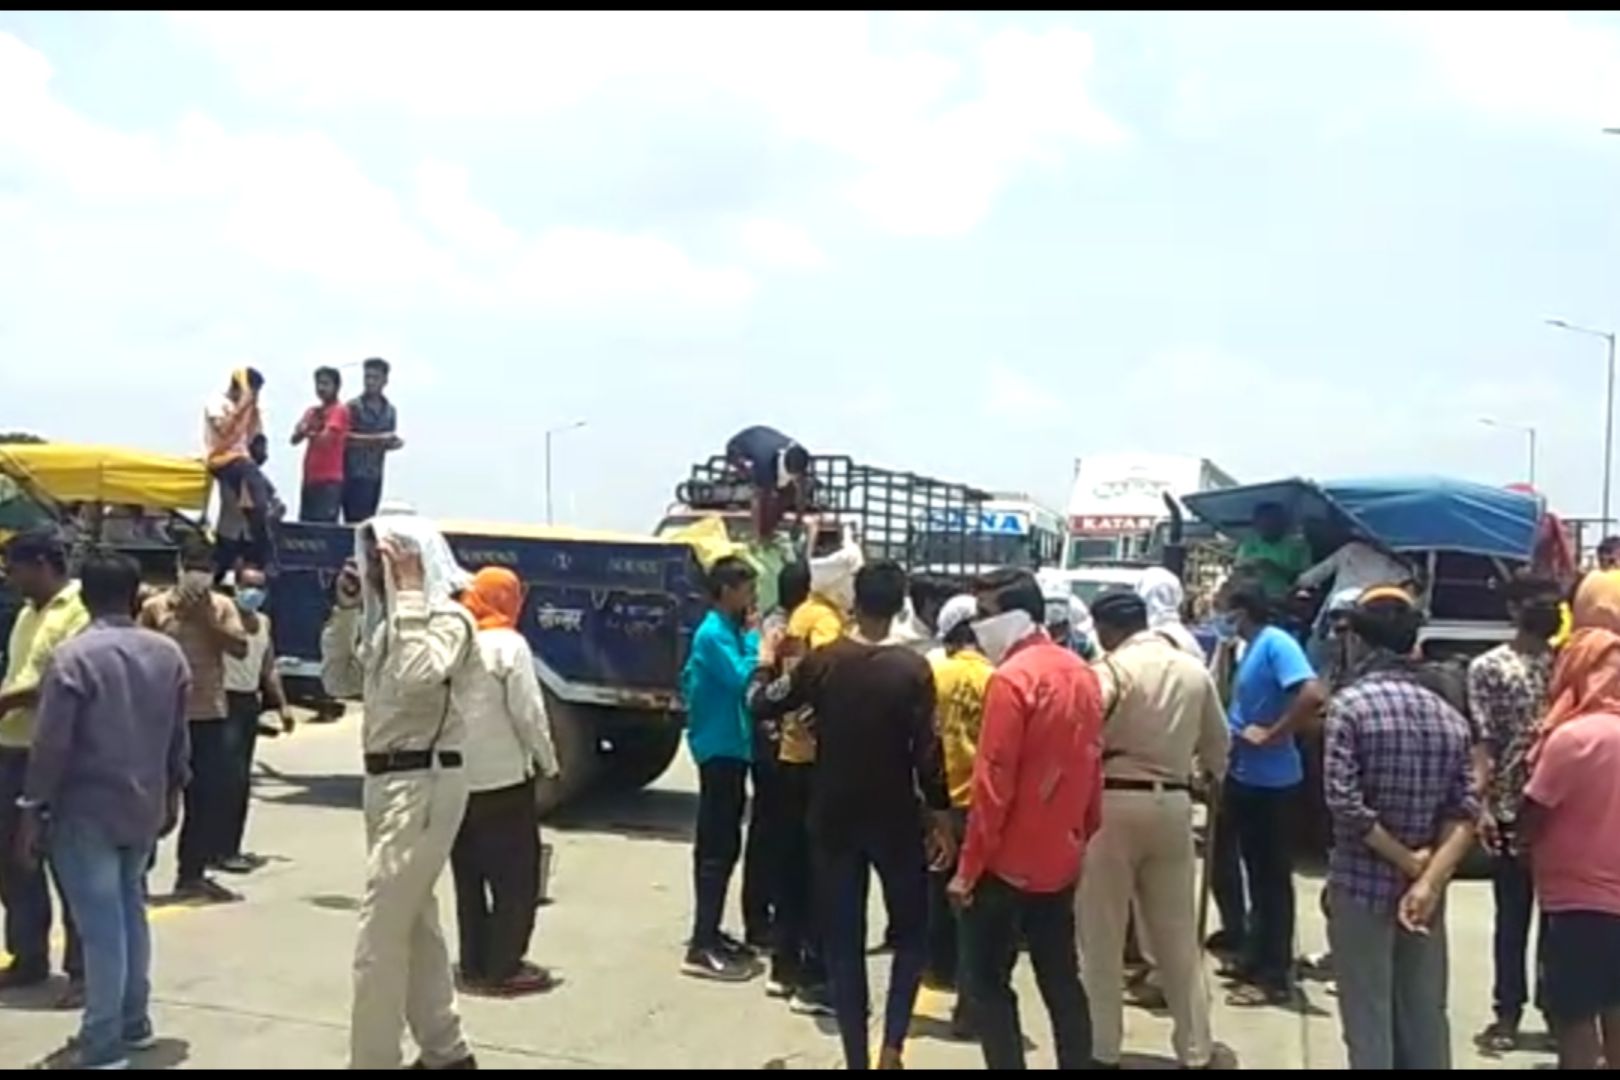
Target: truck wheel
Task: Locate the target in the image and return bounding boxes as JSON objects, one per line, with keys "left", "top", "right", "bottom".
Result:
{"left": 602, "top": 724, "right": 685, "bottom": 793}
{"left": 536, "top": 689, "right": 602, "bottom": 818}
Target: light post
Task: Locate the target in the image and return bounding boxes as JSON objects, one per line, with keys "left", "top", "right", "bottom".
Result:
{"left": 1547, "top": 319, "right": 1618, "bottom": 530}
{"left": 1479, "top": 417, "right": 1538, "bottom": 487}
{"left": 543, "top": 420, "right": 587, "bottom": 526}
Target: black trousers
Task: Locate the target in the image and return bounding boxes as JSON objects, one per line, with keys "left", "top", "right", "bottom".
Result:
{"left": 1211, "top": 780, "right": 1299, "bottom": 990}
{"left": 221, "top": 692, "right": 262, "bottom": 860}
{"left": 211, "top": 459, "right": 274, "bottom": 556}
{"left": 962, "top": 874, "right": 1093, "bottom": 1070}
{"left": 451, "top": 778, "right": 541, "bottom": 983}
{"left": 298, "top": 481, "right": 343, "bottom": 524}
{"left": 772, "top": 763, "right": 825, "bottom": 985}
{"left": 0, "top": 748, "right": 81, "bottom": 979}
{"left": 926, "top": 809, "right": 969, "bottom": 989}
{"left": 342, "top": 475, "right": 385, "bottom": 524}
{"left": 176, "top": 719, "right": 233, "bottom": 883}
{"left": 1491, "top": 852, "right": 1548, "bottom": 1022}
{"left": 742, "top": 759, "right": 778, "bottom": 942}
{"left": 691, "top": 758, "right": 750, "bottom": 948}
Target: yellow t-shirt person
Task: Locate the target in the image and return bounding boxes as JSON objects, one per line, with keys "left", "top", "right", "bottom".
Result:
{"left": 931, "top": 647, "right": 993, "bottom": 809}
{"left": 778, "top": 595, "right": 846, "bottom": 764}
{"left": 0, "top": 581, "right": 91, "bottom": 748}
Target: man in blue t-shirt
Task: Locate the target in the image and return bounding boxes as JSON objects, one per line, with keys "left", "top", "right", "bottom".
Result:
{"left": 1209, "top": 581, "right": 1328, "bottom": 1006}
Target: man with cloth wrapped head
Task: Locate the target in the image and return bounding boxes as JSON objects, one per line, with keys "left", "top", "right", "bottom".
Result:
{"left": 323, "top": 514, "right": 480, "bottom": 1071}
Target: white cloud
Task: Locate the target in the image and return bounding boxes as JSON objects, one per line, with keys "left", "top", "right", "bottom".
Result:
{"left": 0, "top": 30, "right": 754, "bottom": 311}
{"left": 983, "top": 363, "right": 1061, "bottom": 419}
{"left": 1393, "top": 12, "right": 1620, "bottom": 129}
{"left": 165, "top": 12, "right": 1126, "bottom": 237}
{"left": 739, "top": 218, "right": 828, "bottom": 271}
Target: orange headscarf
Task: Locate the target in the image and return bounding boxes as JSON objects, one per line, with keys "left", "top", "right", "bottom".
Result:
{"left": 1536, "top": 571, "right": 1620, "bottom": 748}
{"left": 461, "top": 567, "right": 524, "bottom": 632}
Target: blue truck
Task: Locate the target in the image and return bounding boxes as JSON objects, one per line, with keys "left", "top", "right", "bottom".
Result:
{"left": 271, "top": 520, "right": 708, "bottom": 814}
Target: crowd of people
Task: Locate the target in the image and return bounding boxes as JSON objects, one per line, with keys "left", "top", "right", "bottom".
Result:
{"left": 7, "top": 442, "right": 1620, "bottom": 1072}
{"left": 0, "top": 510, "right": 567, "bottom": 1070}
{"left": 665, "top": 504, "right": 1620, "bottom": 1072}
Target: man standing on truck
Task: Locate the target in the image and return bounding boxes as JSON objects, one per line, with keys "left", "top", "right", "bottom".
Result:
{"left": 1468, "top": 573, "right": 1561, "bottom": 1053}
{"left": 1234, "top": 501, "right": 1312, "bottom": 603}
{"left": 680, "top": 556, "right": 764, "bottom": 984}
{"left": 292, "top": 366, "right": 352, "bottom": 524}
{"left": 724, "top": 425, "right": 811, "bottom": 540}
{"left": 0, "top": 529, "right": 87, "bottom": 1000}
{"left": 343, "top": 357, "right": 403, "bottom": 525}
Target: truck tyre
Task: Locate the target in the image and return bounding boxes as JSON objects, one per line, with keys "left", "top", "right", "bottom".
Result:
{"left": 602, "top": 723, "right": 685, "bottom": 793}
{"left": 536, "top": 687, "right": 602, "bottom": 818}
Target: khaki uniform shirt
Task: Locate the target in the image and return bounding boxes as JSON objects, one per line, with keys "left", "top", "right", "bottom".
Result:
{"left": 1094, "top": 630, "right": 1230, "bottom": 786}
{"left": 321, "top": 591, "right": 476, "bottom": 755}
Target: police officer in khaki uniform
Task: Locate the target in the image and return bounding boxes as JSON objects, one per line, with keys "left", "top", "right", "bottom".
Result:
{"left": 323, "top": 514, "right": 479, "bottom": 1071}
{"left": 1080, "top": 590, "right": 1230, "bottom": 1070}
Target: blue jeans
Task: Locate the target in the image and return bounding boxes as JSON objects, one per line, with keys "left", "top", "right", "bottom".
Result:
{"left": 48, "top": 819, "right": 155, "bottom": 1068}
{"left": 816, "top": 829, "right": 930, "bottom": 1070}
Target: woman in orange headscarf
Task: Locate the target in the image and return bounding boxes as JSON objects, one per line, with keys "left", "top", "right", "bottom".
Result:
{"left": 1535, "top": 571, "right": 1620, "bottom": 751}
{"left": 449, "top": 567, "right": 561, "bottom": 998}
{"left": 1522, "top": 569, "right": 1620, "bottom": 1070}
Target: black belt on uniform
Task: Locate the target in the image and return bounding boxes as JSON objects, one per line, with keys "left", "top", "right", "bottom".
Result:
{"left": 1104, "top": 778, "right": 1191, "bottom": 794}
{"left": 363, "top": 750, "right": 464, "bottom": 777}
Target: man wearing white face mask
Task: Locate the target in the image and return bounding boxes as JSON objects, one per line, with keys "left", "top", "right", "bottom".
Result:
{"left": 322, "top": 516, "right": 480, "bottom": 1071}
{"left": 139, "top": 535, "right": 250, "bottom": 906}
{"left": 951, "top": 568, "right": 1106, "bottom": 1071}
{"left": 216, "top": 565, "right": 292, "bottom": 877}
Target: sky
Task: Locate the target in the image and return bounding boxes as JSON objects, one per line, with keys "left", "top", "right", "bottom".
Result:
{"left": 2, "top": 11, "right": 1620, "bottom": 532}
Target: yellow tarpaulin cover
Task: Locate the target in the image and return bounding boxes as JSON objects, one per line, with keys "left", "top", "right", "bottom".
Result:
{"left": 659, "top": 514, "right": 796, "bottom": 612}
{"left": 0, "top": 444, "right": 213, "bottom": 513}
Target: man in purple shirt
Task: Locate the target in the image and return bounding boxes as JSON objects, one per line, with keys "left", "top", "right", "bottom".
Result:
{"left": 1322, "top": 588, "right": 1478, "bottom": 1071}
{"left": 20, "top": 552, "right": 192, "bottom": 1072}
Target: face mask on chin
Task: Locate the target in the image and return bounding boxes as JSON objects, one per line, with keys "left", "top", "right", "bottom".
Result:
{"left": 972, "top": 610, "right": 1036, "bottom": 665}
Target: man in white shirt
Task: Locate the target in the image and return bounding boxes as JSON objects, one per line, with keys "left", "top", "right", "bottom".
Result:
{"left": 1296, "top": 537, "right": 1413, "bottom": 599}
{"left": 450, "top": 567, "right": 562, "bottom": 1000}
{"left": 216, "top": 566, "right": 292, "bottom": 876}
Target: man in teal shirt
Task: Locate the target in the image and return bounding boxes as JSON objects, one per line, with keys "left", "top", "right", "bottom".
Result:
{"left": 1234, "top": 502, "right": 1312, "bottom": 602}
{"left": 680, "top": 556, "right": 762, "bottom": 984}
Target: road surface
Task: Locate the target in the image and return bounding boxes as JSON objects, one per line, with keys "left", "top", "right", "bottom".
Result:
{"left": 0, "top": 713, "right": 1557, "bottom": 1070}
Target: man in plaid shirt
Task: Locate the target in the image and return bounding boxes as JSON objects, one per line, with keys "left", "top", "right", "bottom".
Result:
{"left": 1322, "top": 587, "right": 1479, "bottom": 1071}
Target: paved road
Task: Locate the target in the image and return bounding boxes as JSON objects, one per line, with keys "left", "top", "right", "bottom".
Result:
{"left": 0, "top": 714, "right": 1557, "bottom": 1070}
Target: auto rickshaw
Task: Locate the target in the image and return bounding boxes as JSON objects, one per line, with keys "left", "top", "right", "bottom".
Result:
{"left": 0, "top": 442, "right": 214, "bottom": 653}
{"left": 1178, "top": 474, "right": 1546, "bottom": 876}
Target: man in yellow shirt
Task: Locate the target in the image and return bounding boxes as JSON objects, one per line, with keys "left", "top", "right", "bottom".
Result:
{"left": 761, "top": 554, "right": 855, "bottom": 1016}
{"left": 926, "top": 594, "right": 993, "bottom": 1037}
{"left": 0, "top": 530, "right": 89, "bottom": 995}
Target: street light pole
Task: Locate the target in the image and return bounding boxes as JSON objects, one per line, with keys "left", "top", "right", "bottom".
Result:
{"left": 1547, "top": 320, "right": 1618, "bottom": 529}
{"left": 543, "top": 420, "right": 588, "bottom": 526}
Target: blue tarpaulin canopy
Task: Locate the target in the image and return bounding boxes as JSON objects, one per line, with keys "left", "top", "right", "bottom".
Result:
{"left": 1181, "top": 476, "right": 1543, "bottom": 562}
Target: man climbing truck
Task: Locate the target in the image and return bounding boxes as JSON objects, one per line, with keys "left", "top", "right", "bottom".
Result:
{"left": 723, "top": 424, "right": 812, "bottom": 540}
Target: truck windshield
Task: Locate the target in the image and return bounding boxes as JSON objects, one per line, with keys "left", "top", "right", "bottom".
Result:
{"left": 913, "top": 531, "right": 1035, "bottom": 569}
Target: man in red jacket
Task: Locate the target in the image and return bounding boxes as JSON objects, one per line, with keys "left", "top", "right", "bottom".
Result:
{"left": 950, "top": 567, "right": 1105, "bottom": 1071}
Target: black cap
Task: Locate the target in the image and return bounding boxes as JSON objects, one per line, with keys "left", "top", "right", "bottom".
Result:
{"left": 2, "top": 527, "right": 66, "bottom": 565}
{"left": 1089, "top": 587, "right": 1148, "bottom": 627}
